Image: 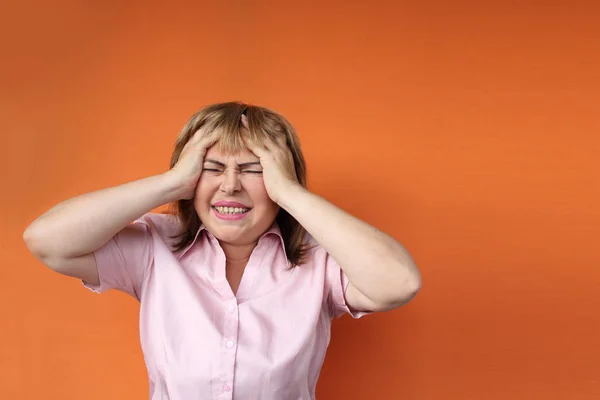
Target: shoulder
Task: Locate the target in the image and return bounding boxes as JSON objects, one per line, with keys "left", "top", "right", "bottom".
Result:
{"left": 133, "top": 212, "right": 184, "bottom": 243}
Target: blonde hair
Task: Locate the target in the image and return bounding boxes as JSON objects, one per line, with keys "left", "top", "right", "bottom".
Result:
{"left": 165, "top": 101, "right": 313, "bottom": 267}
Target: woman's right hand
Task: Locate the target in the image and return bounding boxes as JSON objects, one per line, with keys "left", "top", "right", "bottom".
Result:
{"left": 167, "top": 126, "right": 220, "bottom": 200}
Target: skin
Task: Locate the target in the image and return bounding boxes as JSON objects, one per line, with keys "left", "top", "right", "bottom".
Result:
{"left": 195, "top": 115, "right": 422, "bottom": 310}
{"left": 192, "top": 117, "right": 290, "bottom": 295}
{"left": 193, "top": 144, "right": 280, "bottom": 263}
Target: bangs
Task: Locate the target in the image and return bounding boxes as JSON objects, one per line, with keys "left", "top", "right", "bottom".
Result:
{"left": 172, "top": 102, "right": 301, "bottom": 175}
{"left": 168, "top": 101, "right": 310, "bottom": 266}
{"left": 212, "top": 125, "right": 248, "bottom": 155}
{"left": 203, "top": 105, "right": 278, "bottom": 155}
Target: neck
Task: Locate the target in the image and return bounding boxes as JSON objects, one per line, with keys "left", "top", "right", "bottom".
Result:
{"left": 220, "top": 240, "right": 257, "bottom": 263}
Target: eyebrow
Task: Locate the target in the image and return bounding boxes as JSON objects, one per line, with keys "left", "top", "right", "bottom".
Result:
{"left": 204, "top": 159, "right": 262, "bottom": 168}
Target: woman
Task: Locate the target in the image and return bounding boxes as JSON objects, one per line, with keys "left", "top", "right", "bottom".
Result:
{"left": 23, "top": 102, "right": 422, "bottom": 399}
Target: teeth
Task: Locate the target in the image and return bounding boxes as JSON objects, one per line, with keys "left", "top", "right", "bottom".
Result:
{"left": 215, "top": 206, "right": 249, "bottom": 214}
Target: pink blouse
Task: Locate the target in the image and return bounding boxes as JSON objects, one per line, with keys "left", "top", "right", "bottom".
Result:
{"left": 83, "top": 212, "right": 371, "bottom": 399}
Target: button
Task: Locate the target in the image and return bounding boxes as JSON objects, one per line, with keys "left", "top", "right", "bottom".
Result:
{"left": 226, "top": 341, "right": 234, "bottom": 348}
{"left": 228, "top": 305, "right": 236, "bottom": 313}
{"left": 222, "top": 383, "right": 231, "bottom": 392}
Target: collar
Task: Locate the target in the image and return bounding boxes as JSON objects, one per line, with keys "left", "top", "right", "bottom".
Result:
{"left": 177, "top": 221, "right": 287, "bottom": 260}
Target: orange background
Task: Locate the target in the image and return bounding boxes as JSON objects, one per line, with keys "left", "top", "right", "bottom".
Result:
{"left": 2, "top": 1, "right": 599, "bottom": 399}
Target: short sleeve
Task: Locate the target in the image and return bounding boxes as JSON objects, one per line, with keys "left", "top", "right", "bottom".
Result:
{"left": 323, "top": 249, "right": 373, "bottom": 320}
{"left": 82, "top": 220, "right": 153, "bottom": 301}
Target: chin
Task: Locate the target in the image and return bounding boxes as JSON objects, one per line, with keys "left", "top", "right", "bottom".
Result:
{"left": 200, "top": 212, "right": 250, "bottom": 243}
{"left": 209, "top": 226, "right": 252, "bottom": 245}
{"left": 198, "top": 206, "right": 279, "bottom": 244}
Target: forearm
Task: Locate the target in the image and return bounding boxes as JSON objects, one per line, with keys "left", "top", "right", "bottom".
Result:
{"left": 23, "top": 172, "right": 183, "bottom": 259}
{"left": 279, "top": 184, "right": 421, "bottom": 305}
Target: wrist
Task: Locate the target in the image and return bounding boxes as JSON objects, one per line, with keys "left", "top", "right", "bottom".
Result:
{"left": 275, "top": 182, "right": 307, "bottom": 210}
{"left": 160, "top": 171, "right": 188, "bottom": 201}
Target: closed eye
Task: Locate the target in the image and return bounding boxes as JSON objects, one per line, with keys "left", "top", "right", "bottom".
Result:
{"left": 203, "top": 168, "right": 262, "bottom": 174}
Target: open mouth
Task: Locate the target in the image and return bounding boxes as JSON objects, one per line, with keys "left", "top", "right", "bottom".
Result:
{"left": 211, "top": 205, "right": 252, "bottom": 221}
{"left": 212, "top": 206, "right": 251, "bottom": 215}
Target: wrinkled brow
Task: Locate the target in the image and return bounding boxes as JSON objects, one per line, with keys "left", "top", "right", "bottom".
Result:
{"left": 204, "top": 159, "right": 262, "bottom": 168}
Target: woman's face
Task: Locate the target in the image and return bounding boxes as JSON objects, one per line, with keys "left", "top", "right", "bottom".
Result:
{"left": 193, "top": 144, "right": 280, "bottom": 246}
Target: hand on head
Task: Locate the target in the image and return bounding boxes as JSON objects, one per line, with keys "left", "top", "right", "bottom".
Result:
{"left": 239, "top": 114, "right": 299, "bottom": 205}
{"left": 169, "top": 126, "right": 220, "bottom": 200}
{"left": 169, "top": 114, "right": 300, "bottom": 204}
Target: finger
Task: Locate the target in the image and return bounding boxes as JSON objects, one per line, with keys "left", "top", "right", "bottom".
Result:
{"left": 241, "top": 114, "right": 249, "bottom": 130}
{"left": 197, "top": 128, "right": 220, "bottom": 149}
{"left": 242, "top": 134, "right": 269, "bottom": 158}
{"left": 244, "top": 139, "right": 269, "bottom": 158}
{"left": 191, "top": 126, "right": 209, "bottom": 143}
{"left": 192, "top": 123, "right": 210, "bottom": 136}
{"left": 262, "top": 134, "right": 288, "bottom": 153}
{"left": 276, "top": 134, "right": 288, "bottom": 148}
{"left": 199, "top": 135, "right": 219, "bottom": 151}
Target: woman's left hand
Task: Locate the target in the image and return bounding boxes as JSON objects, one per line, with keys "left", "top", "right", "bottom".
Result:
{"left": 241, "top": 114, "right": 301, "bottom": 205}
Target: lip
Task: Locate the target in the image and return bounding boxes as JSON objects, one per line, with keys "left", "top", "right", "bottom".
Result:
{"left": 212, "top": 206, "right": 251, "bottom": 221}
{"left": 212, "top": 200, "right": 252, "bottom": 209}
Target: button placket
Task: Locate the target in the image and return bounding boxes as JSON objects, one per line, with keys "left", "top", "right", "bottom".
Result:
{"left": 218, "top": 299, "right": 239, "bottom": 398}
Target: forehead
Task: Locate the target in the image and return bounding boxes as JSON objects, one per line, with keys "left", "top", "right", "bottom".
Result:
{"left": 204, "top": 145, "right": 258, "bottom": 162}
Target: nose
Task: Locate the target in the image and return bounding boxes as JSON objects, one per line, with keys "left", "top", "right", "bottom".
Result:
{"left": 219, "top": 169, "right": 241, "bottom": 194}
